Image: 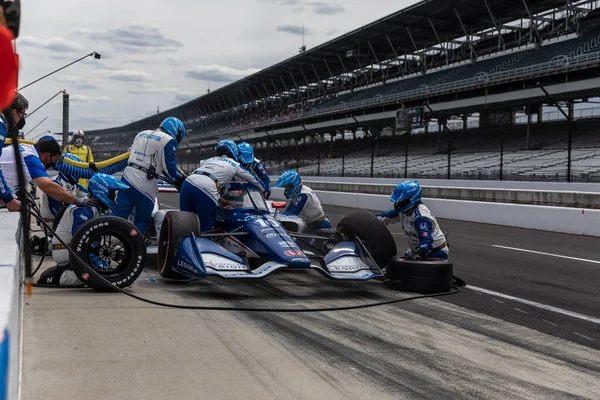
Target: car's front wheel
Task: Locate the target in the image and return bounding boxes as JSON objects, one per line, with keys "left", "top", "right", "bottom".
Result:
{"left": 70, "top": 216, "right": 146, "bottom": 291}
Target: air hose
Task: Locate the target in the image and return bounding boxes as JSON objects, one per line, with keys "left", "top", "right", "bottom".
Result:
{"left": 54, "top": 158, "right": 128, "bottom": 180}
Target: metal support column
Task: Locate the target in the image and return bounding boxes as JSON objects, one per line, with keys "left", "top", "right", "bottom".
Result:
{"left": 385, "top": 34, "right": 401, "bottom": 76}
{"left": 404, "top": 143, "right": 408, "bottom": 178}
{"left": 447, "top": 136, "right": 452, "bottom": 180}
{"left": 499, "top": 133, "right": 504, "bottom": 181}
{"left": 428, "top": 18, "right": 448, "bottom": 65}
{"left": 454, "top": 8, "right": 476, "bottom": 60}
{"left": 483, "top": 0, "right": 506, "bottom": 49}
{"left": 526, "top": 103, "right": 532, "bottom": 149}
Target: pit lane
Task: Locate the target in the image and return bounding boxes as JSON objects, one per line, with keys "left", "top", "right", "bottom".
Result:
{"left": 20, "top": 193, "right": 600, "bottom": 399}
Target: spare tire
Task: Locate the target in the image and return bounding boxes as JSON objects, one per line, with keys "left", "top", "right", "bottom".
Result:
{"left": 337, "top": 209, "right": 397, "bottom": 269}
{"left": 384, "top": 256, "right": 453, "bottom": 294}
{"left": 157, "top": 211, "right": 201, "bottom": 280}
{"left": 70, "top": 216, "right": 146, "bottom": 292}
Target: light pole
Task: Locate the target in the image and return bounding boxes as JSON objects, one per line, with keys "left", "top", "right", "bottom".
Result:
{"left": 18, "top": 52, "right": 102, "bottom": 91}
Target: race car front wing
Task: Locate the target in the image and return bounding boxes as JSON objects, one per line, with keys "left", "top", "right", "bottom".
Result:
{"left": 172, "top": 233, "right": 383, "bottom": 281}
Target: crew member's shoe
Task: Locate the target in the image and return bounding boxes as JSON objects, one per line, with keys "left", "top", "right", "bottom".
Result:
{"left": 37, "top": 265, "right": 84, "bottom": 287}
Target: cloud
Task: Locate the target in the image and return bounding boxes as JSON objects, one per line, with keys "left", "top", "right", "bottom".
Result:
{"left": 69, "top": 94, "right": 111, "bottom": 103}
{"left": 325, "top": 28, "right": 341, "bottom": 36}
{"left": 18, "top": 36, "right": 85, "bottom": 53}
{"left": 276, "top": 25, "right": 312, "bottom": 36}
{"left": 175, "top": 92, "right": 198, "bottom": 103}
{"left": 73, "top": 25, "right": 183, "bottom": 53}
{"left": 54, "top": 76, "right": 99, "bottom": 90}
{"left": 128, "top": 87, "right": 179, "bottom": 95}
{"left": 103, "top": 70, "right": 153, "bottom": 82}
{"left": 186, "top": 65, "right": 260, "bottom": 82}
{"left": 310, "top": 2, "right": 345, "bottom": 15}
{"left": 260, "top": 0, "right": 344, "bottom": 15}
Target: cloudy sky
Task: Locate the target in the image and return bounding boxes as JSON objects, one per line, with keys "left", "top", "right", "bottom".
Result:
{"left": 16, "top": 0, "right": 415, "bottom": 138}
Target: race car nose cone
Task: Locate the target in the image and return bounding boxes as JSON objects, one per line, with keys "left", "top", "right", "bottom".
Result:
{"left": 287, "top": 257, "right": 311, "bottom": 268}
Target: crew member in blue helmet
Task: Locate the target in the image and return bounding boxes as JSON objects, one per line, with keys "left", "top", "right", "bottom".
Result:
{"left": 114, "top": 117, "right": 186, "bottom": 234}
{"left": 274, "top": 169, "right": 330, "bottom": 233}
{"left": 237, "top": 142, "right": 271, "bottom": 199}
{"left": 376, "top": 180, "right": 449, "bottom": 260}
{"left": 38, "top": 173, "right": 129, "bottom": 287}
{"left": 180, "top": 139, "right": 267, "bottom": 232}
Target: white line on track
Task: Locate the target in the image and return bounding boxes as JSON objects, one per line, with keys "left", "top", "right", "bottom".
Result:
{"left": 514, "top": 308, "right": 529, "bottom": 315}
{"left": 542, "top": 319, "right": 559, "bottom": 327}
{"left": 573, "top": 332, "right": 594, "bottom": 341}
{"left": 466, "top": 285, "right": 600, "bottom": 325}
{"left": 492, "top": 245, "right": 600, "bottom": 265}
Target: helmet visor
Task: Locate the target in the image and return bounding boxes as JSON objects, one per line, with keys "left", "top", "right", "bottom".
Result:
{"left": 394, "top": 198, "right": 411, "bottom": 211}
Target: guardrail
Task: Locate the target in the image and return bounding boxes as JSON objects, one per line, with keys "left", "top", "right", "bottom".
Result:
{"left": 299, "top": 180, "right": 600, "bottom": 209}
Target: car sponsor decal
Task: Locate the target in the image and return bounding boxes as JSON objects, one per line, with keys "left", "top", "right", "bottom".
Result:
{"left": 285, "top": 249, "right": 304, "bottom": 257}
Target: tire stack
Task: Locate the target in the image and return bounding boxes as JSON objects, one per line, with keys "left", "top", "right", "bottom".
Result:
{"left": 384, "top": 257, "right": 454, "bottom": 294}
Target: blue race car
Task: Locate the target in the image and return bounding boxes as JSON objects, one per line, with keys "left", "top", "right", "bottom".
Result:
{"left": 154, "top": 182, "right": 397, "bottom": 281}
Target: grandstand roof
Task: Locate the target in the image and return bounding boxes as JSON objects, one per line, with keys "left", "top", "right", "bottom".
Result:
{"left": 87, "top": 0, "right": 569, "bottom": 134}
{"left": 179, "top": 0, "right": 566, "bottom": 108}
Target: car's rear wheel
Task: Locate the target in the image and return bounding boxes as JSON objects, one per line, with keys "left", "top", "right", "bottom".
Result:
{"left": 70, "top": 216, "right": 146, "bottom": 292}
{"left": 337, "top": 209, "right": 397, "bottom": 269}
{"left": 157, "top": 211, "right": 201, "bottom": 280}
{"left": 384, "top": 256, "right": 453, "bottom": 293}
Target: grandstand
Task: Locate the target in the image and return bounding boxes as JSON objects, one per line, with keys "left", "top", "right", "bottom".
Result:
{"left": 84, "top": 0, "right": 600, "bottom": 182}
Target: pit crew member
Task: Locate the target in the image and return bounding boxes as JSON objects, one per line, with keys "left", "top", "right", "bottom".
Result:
{"left": 38, "top": 173, "right": 129, "bottom": 287}
{"left": 180, "top": 139, "right": 267, "bottom": 232}
{"left": 114, "top": 117, "right": 186, "bottom": 234}
{"left": 237, "top": 141, "right": 271, "bottom": 199}
{"left": 40, "top": 153, "right": 88, "bottom": 225}
{"left": 376, "top": 180, "right": 449, "bottom": 260}
{"left": 274, "top": 169, "right": 331, "bottom": 233}
{"left": 0, "top": 137, "right": 94, "bottom": 208}
{"left": 64, "top": 129, "right": 94, "bottom": 188}
{"left": 0, "top": 92, "right": 28, "bottom": 211}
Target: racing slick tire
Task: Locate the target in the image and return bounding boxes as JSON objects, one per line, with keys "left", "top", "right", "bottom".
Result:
{"left": 384, "top": 256, "right": 453, "bottom": 294}
{"left": 157, "top": 211, "right": 201, "bottom": 280}
{"left": 337, "top": 209, "right": 397, "bottom": 269}
{"left": 70, "top": 216, "right": 147, "bottom": 292}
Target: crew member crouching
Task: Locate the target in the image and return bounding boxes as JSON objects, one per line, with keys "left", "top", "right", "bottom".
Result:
{"left": 37, "top": 173, "right": 129, "bottom": 287}
{"left": 274, "top": 169, "right": 330, "bottom": 233}
{"left": 377, "top": 180, "right": 449, "bottom": 260}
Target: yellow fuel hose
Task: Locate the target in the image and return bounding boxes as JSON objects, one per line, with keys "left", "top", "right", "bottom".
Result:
{"left": 4, "top": 138, "right": 131, "bottom": 168}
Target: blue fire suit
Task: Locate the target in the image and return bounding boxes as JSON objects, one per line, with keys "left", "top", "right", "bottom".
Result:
{"left": 377, "top": 203, "right": 449, "bottom": 259}
{"left": 0, "top": 114, "right": 14, "bottom": 204}
{"left": 283, "top": 185, "right": 331, "bottom": 233}
{"left": 115, "top": 129, "right": 183, "bottom": 234}
{"left": 243, "top": 158, "right": 271, "bottom": 197}
{"left": 180, "top": 156, "right": 266, "bottom": 232}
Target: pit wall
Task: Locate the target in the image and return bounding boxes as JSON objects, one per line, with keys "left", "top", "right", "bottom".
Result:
{"left": 271, "top": 188, "right": 600, "bottom": 237}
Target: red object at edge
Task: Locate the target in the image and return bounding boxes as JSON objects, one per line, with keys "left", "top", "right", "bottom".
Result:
{"left": 0, "top": 25, "right": 18, "bottom": 110}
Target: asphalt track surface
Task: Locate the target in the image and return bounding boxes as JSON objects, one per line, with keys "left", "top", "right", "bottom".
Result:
{"left": 21, "top": 193, "right": 600, "bottom": 399}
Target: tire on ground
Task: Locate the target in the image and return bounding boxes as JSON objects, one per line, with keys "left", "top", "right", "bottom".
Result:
{"left": 337, "top": 209, "right": 397, "bottom": 269}
{"left": 384, "top": 256, "right": 453, "bottom": 293}
{"left": 157, "top": 211, "right": 201, "bottom": 280}
{"left": 70, "top": 216, "right": 146, "bottom": 292}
